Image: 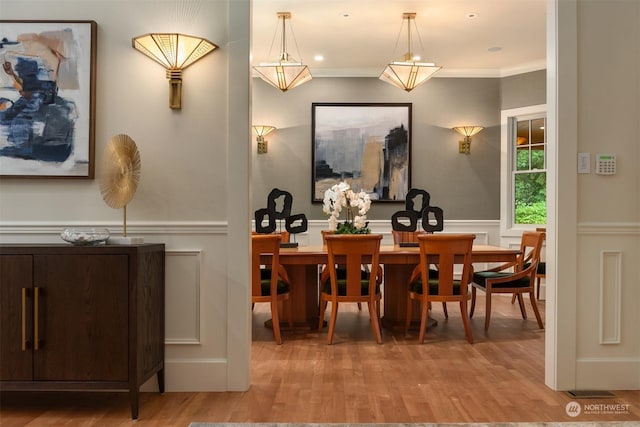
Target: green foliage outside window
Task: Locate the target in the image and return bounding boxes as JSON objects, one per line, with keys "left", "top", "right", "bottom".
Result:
{"left": 514, "top": 148, "right": 546, "bottom": 225}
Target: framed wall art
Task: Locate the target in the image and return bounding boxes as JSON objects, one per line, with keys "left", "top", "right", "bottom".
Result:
{"left": 312, "top": 102, "right": 411, "bottom": 203}
{"left": 0, "top": 20, "right": 97, "bottom": 178}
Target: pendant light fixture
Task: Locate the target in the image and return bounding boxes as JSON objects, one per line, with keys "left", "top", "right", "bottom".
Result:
{"left": 380, "top": 13, "right": 441, "bottom": 92}
{"left": 253, "top": 12, "right": 312, "bottom": 92}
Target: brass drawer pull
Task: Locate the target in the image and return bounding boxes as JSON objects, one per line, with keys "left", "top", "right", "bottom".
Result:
{"left": 34, "top": 287, "right": 39, "bottom": 351}
{"left": 21, "top": 288, "right": 27, "bottom": 351}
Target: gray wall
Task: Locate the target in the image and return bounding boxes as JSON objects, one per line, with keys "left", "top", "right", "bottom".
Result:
{"left": 501, "top": 70, "right": 546, "bottom": 110}
{"left": 253, "top": 74, "right": 545, "bottom": 221}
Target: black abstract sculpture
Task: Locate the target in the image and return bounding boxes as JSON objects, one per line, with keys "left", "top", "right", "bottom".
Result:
{"left": 255, "top": 188, "right": 308, "bottom": 248}
{"left": 391, "top": 188, "right": 444, "bottom": 246}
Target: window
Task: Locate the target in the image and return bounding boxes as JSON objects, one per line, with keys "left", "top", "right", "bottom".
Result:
{"left": 512, "top": 114, "right": 546, "bottom": 225}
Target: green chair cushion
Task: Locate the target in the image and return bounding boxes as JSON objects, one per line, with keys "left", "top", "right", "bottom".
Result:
{"left": 409, "top": 278, "right": 463, "bottom": 295}
{"left": 321, "top": 267, "right": 369, "bottom": 284}
{"left": 473, "top": 271, "right": 531, "bottom": 288}
{"left": 522, "top": 262, "right": 545, "bottom": 275}
{"left": 259, "top": 278, "right": 290, "bottom": 296}
{"left": 321, "top": 274, "right": 380, "bottom": 296}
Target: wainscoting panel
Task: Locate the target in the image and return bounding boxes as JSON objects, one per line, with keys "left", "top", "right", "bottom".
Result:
{"left": 575, "top": 222, "right": 640, "bottom": 389}
{"left": 165, "top": 250, "right": 202, "bottom": 344}
{"left": 599, "top": 250, "right": 622, "bottom": 345}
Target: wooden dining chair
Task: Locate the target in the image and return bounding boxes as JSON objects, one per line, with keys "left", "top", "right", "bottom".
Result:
{"left": 534, "top": 227, "right": 546, "bottom": 300}
{"left": 251, "top": 233, "right": 292, "bottom": 345}
{"left": 406, "top": 234, "right": 476, "bottom": 344}
{"left": 319, "top": 234, "right": 384, "bottom": 344}
{"left": 470, "top": 231, "right": 545, "bottom": 330}
{"left": 320, "top": 230, "right": 382, "bottom": 311}
{"left": 511, "top": 227, "right": 546, "bottom": 304}
{"left": 394, "top": 230, "right": 449, "bottom": 317}
{"left": 252, "top": 231, "right": 290, "bottom": 311}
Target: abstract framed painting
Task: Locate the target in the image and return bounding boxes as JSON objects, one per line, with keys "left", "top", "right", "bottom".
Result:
{"left": 312, "top": 102, "right": 412, "bottom": 203}
{"left": 0, "top": 20, "right": 97, "bottom": 178}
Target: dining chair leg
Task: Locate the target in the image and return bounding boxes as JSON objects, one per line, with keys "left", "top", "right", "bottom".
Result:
{"left": 327, "top": 300, "right": 339, "bottom": 344}
{"left": 318, "top": 298, "right": 327, "bottom": 331}
{"left": 529, "top": 291, "right": 545, "bottom": 329}
{"left": 418, "top": 299, "right": 429, "bottom": 344}
{"left": 271, "top": 300, "right": 283, "bottom": 345}
{"left": 470, "top": 287, "right": 477, "bottom": 318}
{"left": 442, "top": 302, "right": 448, "bottom": 318}
{"left": 367, "top": 301, "right": 382, "bottom": 344}
{"left": 484, "top": 290, "right": 492, "bottom": 330}
{"left": 405, "top": 294, "right": 413, "bottom": 332}
{"left": 357, "top": 302, "right": 362, "bottom": 311}
{"left": 459, "top": 300, "right": 474, "bottom": 344}
{"left": 517, "top": 293, "right": 528, "bottom": 319}
{"left": 537, "top": 277, "right": 542, "bottom": 300}
{"left": 510, "top": 293, "right": 517, "bottom": 304}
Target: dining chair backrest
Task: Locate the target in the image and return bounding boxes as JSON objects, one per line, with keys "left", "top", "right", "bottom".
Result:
{"left": 251, "top": 234, "right": 282, "bottom": 297}
{"left": 416, "top": 234, "right": 476, "bottom": 297}
{"left": 535, "top": 227, "right": 547, "bottom": 264}
{"left": 516, "top": 231, "right": 545, "bottom": 275}
{"left": 391, "top": 230, "right": 427, "bottom": 245}
{"left": 320, "top": 229, "right": 333, "bottom": 247}
{"left": 252, "top": 230, "right": 290, "bottom": 243}
{"left": 324, "top": 234, "right": 383, "bottom": 298}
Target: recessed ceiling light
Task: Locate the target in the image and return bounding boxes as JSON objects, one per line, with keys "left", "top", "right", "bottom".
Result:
{"left": 314, "top": 54, "right": 324, "bottom": 62}
{"left": 488, "top": 46, "right": 502, "bottom": 52}
{"left": 466, "top": 12, "right": 478, "bottom": 19}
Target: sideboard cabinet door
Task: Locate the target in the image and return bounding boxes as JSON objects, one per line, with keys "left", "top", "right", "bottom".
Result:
{"left": 33, "top": 254, "right": 129, "bottom": 381}
{"left": 0, "top": 255, "right": 33, "bottom": 381}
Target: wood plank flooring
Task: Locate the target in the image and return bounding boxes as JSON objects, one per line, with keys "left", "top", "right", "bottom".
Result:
{"left": 1, "top": 294, "right": 639, "bottom": 426}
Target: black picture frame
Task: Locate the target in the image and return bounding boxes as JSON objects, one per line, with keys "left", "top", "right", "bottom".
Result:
{"left": 311, "top": 102, "right": 411, "bottom": 203}
{"left": 0, "top": 20, "right": 97, "bottom": 178}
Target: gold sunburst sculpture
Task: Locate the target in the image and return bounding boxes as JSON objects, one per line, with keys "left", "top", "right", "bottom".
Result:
{"left": 99, "top": 134, "right": 141, "bottom": 238}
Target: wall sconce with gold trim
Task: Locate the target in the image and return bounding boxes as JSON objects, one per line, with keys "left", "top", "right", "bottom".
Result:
{"left": 253, "top": 125, "right": 276, "bottom": 154}
{"left": 132, "top": 33, "right": 218, "bottom": 109}
{"left": 452, "top": 126, "right": 484, "bottom": 154}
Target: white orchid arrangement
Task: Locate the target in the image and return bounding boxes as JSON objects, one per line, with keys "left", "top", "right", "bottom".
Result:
{"left": 322, "top": 181, "right": 372, "bottom": 234}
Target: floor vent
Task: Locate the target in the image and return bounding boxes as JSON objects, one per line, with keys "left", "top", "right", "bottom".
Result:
{"left": 566, "top": 390, "right": 616, "bottom": 398}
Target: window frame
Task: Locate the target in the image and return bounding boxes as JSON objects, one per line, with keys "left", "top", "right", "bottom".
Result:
{"left": 500, "top": 104, "right": 547, "bottom": 237}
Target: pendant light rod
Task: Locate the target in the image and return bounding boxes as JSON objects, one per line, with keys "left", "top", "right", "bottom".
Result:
{"left": 404, "top": 13, "right": 416, "bottom": 60}
{"left": 278, "top": 12, "right": 290, "bottom": 61}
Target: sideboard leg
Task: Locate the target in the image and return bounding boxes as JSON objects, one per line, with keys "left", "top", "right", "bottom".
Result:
{"left": 130, "top": 388, "right": 139, "bottom": 419}
{"left": 157, "top": 368, "right": 165, "bottom": 393}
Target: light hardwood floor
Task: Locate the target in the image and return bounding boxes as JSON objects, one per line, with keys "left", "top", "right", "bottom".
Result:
{"left": 1, "top": 294, "right": 639, "bottom": 426}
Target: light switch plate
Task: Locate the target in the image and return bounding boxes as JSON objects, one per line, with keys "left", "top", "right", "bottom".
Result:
{"left": 577, "top": 152, "right": 591, "bottom": 174}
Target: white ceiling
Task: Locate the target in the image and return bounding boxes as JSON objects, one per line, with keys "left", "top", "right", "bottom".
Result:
{"left": 252, "top": 0, "right": 547, "bottom": 78}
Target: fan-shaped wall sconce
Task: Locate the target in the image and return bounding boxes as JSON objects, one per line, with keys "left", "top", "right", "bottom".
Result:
{"left": 453, "top": 126, "right": 484, "bottom": 154}
{"left": 253, "top": 125, "right": 276, "bottom": 154}
{"left": 132, "top": 33, "right": 218, "bottom": 109}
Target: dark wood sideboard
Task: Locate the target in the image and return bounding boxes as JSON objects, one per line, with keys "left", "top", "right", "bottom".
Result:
{"left": 0, "top": 243, "right": 165, "bottom": 420}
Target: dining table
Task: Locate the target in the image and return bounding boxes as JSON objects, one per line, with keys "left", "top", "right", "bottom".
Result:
{"left": 262, "top": 243, "right": 521, "bottom": 330}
